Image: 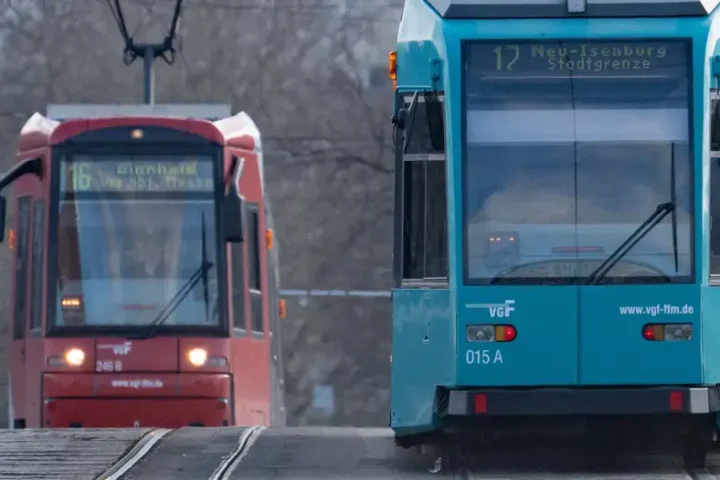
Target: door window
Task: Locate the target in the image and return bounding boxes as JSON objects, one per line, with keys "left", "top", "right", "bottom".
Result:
{"left": 13, "top": 197, "right": 31, "bottom": 339}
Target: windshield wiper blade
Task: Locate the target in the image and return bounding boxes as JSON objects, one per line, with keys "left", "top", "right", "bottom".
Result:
{"left": 670, "top": 146, "right": 679, "bottom": 272}
{"left": 127, "top": 259, "right": 214, "bottom": 340}
{"left": 200, "top": 212, "right": 210, "bottom": 323}
{"left": 583, "top": 202, "right": 675, "bottom": 286}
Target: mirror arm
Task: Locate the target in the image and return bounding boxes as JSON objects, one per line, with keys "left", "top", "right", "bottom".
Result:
{"left": 0, "top": 196, "right": 6, "bottom": 243}
{"left": 0, "top": 157, "right": 43, "bottom": 192}
{"left": 224, "top": 156, "right": 238, "bottom": 190}
{"left": 0, "top": 158, "right": 42, "bottom": 244}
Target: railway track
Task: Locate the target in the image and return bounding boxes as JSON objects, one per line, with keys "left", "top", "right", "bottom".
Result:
{"left": 3, "top": 427, "right": 720, "bottom": 479}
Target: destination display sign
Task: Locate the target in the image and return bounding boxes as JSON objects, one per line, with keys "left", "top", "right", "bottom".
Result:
{"left": 60, "top": 157, "right": 215, "bottom": 193}
{"left": 468, "top": 40, "right": 687, "bottom": 77}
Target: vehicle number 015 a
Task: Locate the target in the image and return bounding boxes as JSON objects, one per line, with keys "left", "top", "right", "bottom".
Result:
{"left": 465, "top": 349, "right": 503, "bottom": 365}
{"left": 96, "top": 360, "right": 122, "bottom": 372}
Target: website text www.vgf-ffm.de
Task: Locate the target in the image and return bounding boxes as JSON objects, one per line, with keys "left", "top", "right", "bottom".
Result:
{"left": 618, "top": 304, "right": 694, "bottom": 316}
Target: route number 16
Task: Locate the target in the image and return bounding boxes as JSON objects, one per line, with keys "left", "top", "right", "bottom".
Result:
{"left": 493, "top": 45, "right": 520, "bottom": 71}
{"left": 69, "top": 164, "right": 92, "bottom": 191}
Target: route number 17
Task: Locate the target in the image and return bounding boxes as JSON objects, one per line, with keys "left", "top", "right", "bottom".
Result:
{"left": 493, "top": 45, "right": 520, "bottom": 71}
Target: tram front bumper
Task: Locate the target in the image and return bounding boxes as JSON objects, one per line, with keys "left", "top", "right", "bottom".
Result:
{"left": 444, "top": 386, "right": 720, "bottom": 417}
{"left": 42, "top": 372, "right": 232, "bottom": 428}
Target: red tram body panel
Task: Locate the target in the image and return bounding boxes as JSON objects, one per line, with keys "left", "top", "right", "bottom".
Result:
{"left": 5, "top": 104, "right": 286, "bottom": 429}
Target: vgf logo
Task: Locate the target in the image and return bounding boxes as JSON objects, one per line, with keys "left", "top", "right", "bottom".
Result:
{"left": 467, "top": 300, "right": 515, "bottom": 318}
{"left": 98, "top": 341, "right": 132, "bottom": 356}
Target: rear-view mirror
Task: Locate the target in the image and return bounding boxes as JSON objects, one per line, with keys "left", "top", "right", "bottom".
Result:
{"left": 0, "top": 196, "right": 6, "bottom": 243}
{"left": 223, "top": 190, "right": 244, "bottom": 243}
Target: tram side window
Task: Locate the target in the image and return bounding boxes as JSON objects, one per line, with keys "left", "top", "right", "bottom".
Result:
{"left": 711, "top": 158, "right": 720, "bottom": 276}
{"left": 402, "top": 159, "right": 448, "bottom": 281}
{"left": 231, "top": 240, "right": 246, "bottom": 331}
{"left": 711, "top": 90, "right": 720, "bottom": 277}
{"left": 13, "top": 197, "right": 31, "bottom": 339}
{"left": 29, "top": 201, "right": 45, "bottom": 330}
{"left": 247, "top": 204, "right": 264, "bottom": 333}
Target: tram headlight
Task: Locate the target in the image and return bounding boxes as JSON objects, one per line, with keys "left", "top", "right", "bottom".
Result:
{"left": 188, "top": 348, "right": 208, "bottom": 367}
{"left": 664, "top": 324, "right": 693, "bottom": 341}
{"left": 642, "top": 323, "right": 693, "bottom": 341}
{"left": 466, "top": 324, "right": 517, "bottom": 343}
{"left": 64, "top": 348, "right": 85, "bottom": 367}
{"left": 467, "top": 325, "right": 495, "bottom": 342}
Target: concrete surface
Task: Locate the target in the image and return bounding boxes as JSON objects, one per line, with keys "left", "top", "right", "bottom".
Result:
{"left": 3, "top": 427, "right": 720, "bottom": 479}
{"left": 0, "top": 428, "right": 149, "bottom": 480}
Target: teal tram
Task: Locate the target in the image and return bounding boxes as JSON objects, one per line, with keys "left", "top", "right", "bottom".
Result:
{"left": 389, "top": 0, "right": 720, "bottom": 468}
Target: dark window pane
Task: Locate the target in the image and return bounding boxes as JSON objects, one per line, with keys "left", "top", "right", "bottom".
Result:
{"left": 247, "top": 204, "right": 263, "bottom": 333}
{"left": 403, "top": 161, "right": 425, "bottom": 279}
{"left": 231, "top": 242, "right": 246, "bottom": 330}
{"left": 30, "top": 201, "right": 45, "bottom": 330}
{"left": 425, "top": 161, "right": 448, "bottom": 278}
{"left": 13, "top": 197, "right": 31, "bottom": 339}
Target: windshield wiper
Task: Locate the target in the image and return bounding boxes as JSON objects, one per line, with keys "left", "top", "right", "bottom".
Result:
{"left": 670, "top": 146, "right": 679, "bottom": 272}
{"left": 583, "top": 202, "right": 675, "bottom": 285}
{"left": 585, "top": 146, "right": 679, "bottom": 285}
{"left": 127, "top": 258, "right": 214, "bottom": 340}
{"left": 200, "top": 212, "right": 210, "bottom": 324}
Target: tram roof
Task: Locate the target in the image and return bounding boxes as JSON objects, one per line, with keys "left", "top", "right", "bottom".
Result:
{"left": 46, "top": 104, "right": 231, "bottom": 121}
{"left": 18, "top": 104, "right": 261, "bottom": 153}
{"left": 428, "top": 0, "right": 719, "bottom": 19}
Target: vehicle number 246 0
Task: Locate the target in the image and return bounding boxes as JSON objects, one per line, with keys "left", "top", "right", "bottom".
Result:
{"left": 465, "top": 349, "right": 504, "bottom": 365}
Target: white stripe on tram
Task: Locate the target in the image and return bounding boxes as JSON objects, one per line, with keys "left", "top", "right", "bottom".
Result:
{"left": 280, "top": 289, "right": 391, "bottom": 298}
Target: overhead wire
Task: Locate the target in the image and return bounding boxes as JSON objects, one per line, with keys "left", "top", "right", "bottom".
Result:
{"left": 130, "top": 0, "right": 160, "bottom": 39}
{"left": 93, "top": 0, "right": 399, "bottom": 23}
{"left": 99, "top": 0, "right": 392, "bottom": 106}
{"left": 175, "top": 17, "right": 200, "bottom": 99}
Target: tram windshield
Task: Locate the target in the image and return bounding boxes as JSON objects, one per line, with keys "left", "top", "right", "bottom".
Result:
{"left": 52, "top": 154, "right": 222, "bottom": 329}
{"left": 463, "top": 39, "right": 693, "bottom": 285}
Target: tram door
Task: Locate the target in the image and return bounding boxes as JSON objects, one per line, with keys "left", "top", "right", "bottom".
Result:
{"left": 9, "top": 167, "right": 47, "bottom": 428}
{"left": 9, "top": 196, "right": 31, "bottom": 428}
{"left": 25, "top": 196, "right": 46, "bottom": 427}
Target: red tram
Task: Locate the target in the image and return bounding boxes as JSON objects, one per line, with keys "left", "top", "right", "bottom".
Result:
{"left": 1, "top": 104, "right": 286, "bottom": 428}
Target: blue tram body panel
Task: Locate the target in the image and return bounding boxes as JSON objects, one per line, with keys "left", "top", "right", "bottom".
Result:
{"left": 457, "top": 287, "right": 579, "bottom": 386}
{"left": 391, "top": 0, "right": 720, "bottom": 439}
{"left": 391, "top": 289, "right": 454, "bottom": 433}
{"left": 580, "top": 285, "right": 702, "bottom": 385}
